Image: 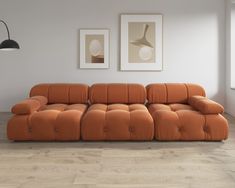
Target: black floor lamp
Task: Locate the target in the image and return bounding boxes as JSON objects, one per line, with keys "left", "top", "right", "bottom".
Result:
{"left": 0, "top": 20, "right": 20, "bottom": 51}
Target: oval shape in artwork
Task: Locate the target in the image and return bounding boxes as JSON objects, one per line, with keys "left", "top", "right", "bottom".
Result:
{"left": 89, "top": 39, "right": 103, "bottom": 56}
{"left": 138, "top": 46, "right": 153, "bottom": 61}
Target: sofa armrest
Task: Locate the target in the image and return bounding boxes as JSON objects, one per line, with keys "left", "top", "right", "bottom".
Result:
{"left": 188, "top": 96, "right": 224, "bottom": 114}
{"left": 11, "top": 96, "right": 48, "bottom": 115}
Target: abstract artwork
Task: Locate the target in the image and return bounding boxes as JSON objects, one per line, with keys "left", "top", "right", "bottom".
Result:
{"left": 80, "top": 29, "right": 109, "bottom": 69}
{"left": 121, "top": 14, "right": 163, "bottom": 71}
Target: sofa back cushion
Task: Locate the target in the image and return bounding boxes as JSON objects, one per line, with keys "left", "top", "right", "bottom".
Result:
{"left": 30, "top": 84, "right": 89, "bottom": 104}
{"left": 146, "top": 83, "right": 205, "bottom": 104}
{"left": 89, "top": 83, "right": 146, "bottom": 104}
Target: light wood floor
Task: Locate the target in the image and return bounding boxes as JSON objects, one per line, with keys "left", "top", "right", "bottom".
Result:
{"left": 0, "top": 113, "right": 235, "bottom": 188}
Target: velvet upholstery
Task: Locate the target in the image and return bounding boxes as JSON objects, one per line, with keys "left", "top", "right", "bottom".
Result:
{"left": 82, "top": 104, "right": 154, "bottom": 141}
{"left": 146, "top": 83, "right": 206, "bottom": 104}
{"left": 89, "top": 83, "right": 146, "bottom": 104}
{"left": 8, "top": 84, "right": 89, "bottom": 141}
{"left": 188, "top": 95, "right": 224, "bottom": 114}
{"left": 8, "top": 104, "right": 87, "bottom": 141}
{"left": 30, "top": 83, "right": 89, "bottom": 104}
{"left": 11, "top": 96, "right": 48, "bottom": 115}
{"left": 148, "top": 103, "right": 228, "bottom": 140}
{"left": 147, "top": 84, "right": 228, "bottom": 141}
{"left": 82, "top": 84, "right": 153, "bottom": 141}
{"left": 7, "top": 83, "right": 228, "bottom": 141}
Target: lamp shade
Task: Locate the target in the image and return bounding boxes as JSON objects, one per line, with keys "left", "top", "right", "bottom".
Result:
{"left": 0, "top": 19, "right": 20, "bottom": 51}
{"left": 0, "top": 39, "right": 20, "bottom": 51}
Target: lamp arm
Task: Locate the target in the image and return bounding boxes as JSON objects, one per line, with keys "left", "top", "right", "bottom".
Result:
{"left": 0, "top": 20, "right": 11, "bottom": 40}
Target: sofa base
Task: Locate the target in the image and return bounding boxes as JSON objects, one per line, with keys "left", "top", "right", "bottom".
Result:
{"left": 149, "top": 108, "right": 228, "bottom": 141}
{"left": 7, "top": 110, "right": 84, "bottom": 141}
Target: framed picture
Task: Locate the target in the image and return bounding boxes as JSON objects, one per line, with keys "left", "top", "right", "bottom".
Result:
{"left": 80, "top": 29, "right": 109, "bottom": 69}
{"left": 121, "top": 14, "right": 163, "bottom": 71}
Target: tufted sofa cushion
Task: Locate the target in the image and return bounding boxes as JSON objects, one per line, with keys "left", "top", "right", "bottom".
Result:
{"left": 30, "top": 83, "right": 89, "bottom": 104}
{"left": 146, "top": 83, "right": 206, "bottom": 104}
{"left": 7, "top": 104, "right": 87, "bottom": 141}
{"left": 81, "top": 104, "right": 154, "bottom": 141}
{"left": 89, "top": 83, "right": 146, "bottom": 104}
{"left": 148, "top": 103, "right": 228, "bottom": 141}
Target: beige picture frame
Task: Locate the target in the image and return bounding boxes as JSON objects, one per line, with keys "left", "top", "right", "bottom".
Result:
{"left": 121, "top": 14, "right": 163, "bottom": 71}
{"left": 80, "top": 29, "right": 109, "bottom": 69}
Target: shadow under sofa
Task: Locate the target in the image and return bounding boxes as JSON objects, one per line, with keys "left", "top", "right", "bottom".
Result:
{"left": 7, "top": 83, "right": 228, "bottom": 141}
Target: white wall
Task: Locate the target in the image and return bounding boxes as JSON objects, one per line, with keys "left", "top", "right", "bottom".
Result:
{"left": 226, "top": 0, "right": 235, "bottom": 117}
{"left": 0, "top": 0, "right": 226, "bottom": 111}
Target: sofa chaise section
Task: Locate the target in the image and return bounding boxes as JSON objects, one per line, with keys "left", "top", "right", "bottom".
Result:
{"left": 7, "top": 84, "right": 89, "bottom": 141}
{"left": 81, "top": 83, "right": 154, "bottom": 141}
{"left": 147, "top": 83, "right": 228, "bottom": 141}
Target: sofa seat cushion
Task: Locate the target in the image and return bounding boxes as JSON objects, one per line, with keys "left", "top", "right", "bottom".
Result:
{"left": 148, "top": 103, "right": 195, "bottom": 115}
{"left": 81, "top": 104, "right": 154, "bottom": 141}
{"left": 41, "top": 104, "right": 87, "bottom": 112}
{"left": 148, "top": 104, "right": 228, "bottom": 141}
{"left": 7, "top": 104, "right": 88, "bottom": 141}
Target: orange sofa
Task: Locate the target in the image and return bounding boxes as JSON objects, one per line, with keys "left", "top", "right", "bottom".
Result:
{"left": 7, "top": 83, "right": 228, "bottom": 141}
